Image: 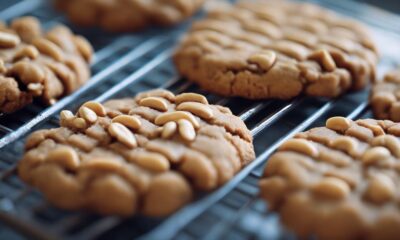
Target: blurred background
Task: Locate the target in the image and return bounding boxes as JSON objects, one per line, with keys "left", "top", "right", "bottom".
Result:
{"left": 358, "top": 0, "right": 400, "bottom": 13}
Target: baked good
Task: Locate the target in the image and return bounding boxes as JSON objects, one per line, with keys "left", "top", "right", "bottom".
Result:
{"left": 18, "top": 89, "right": 255, "bottom": 216}
{"left": 0, "top": 16, "right": 92, "bottom": 113}
{"left": 56, "top": 0, "right": 206, "bottom": 32}
{"left": 174, "top": 0, "right": 378, "bottom": 99}
{"left": 259, "top": 116, "right": 400, "bottom": 240}
{"left": 371, "top": 69, "right": 400, "bottom": 121}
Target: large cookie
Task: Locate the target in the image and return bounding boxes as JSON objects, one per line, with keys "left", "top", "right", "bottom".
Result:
{"left": 56, "top": 0, "right": 206, "bottom": 32}
{"left": 371, "top": 69, "right": 400, "bottom": 121}
{"left": 0, "top": 16, "right": 92, "bottom": 113}
{"left": 174, "top": 1, "right": 378, "bottom": 99}
{"left": 18, "top": 89, "right": 255, "bottom": 216}
{"left": 260, "top": 116, "right": 400, "bottom": 240}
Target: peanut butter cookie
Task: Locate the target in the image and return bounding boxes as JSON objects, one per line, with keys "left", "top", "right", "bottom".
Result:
{"left": 56, "top": 0, "right": 206, "bottom": 32}
{"left": 371, "top": 69, "right": 400, "bottom": 121}
{"left": 0, "top": 16, "right": 92, "bottom": 113}
{"left": 18, "top": 89, "right": 255, "bottom": 216}
{"left": 174, "top": 1, "right": 378, "bottom": 99}
{"left": 260, "top": 116, "right": 400, "bottom": 240}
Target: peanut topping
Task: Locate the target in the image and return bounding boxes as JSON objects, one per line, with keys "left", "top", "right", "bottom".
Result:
{"left": 176, "top": 102, "right": 214, "bottom": 120}
{"left": 73, "top": 35, "right": 93, "bottom": 62}
{"left": 161, "top": 121, "right": 177, "bottom": 139}
{"left": 371, "top": 135, "right": 400, "bottom": 158}
{"left": 155, "top": 111, "right": 200, "bottom": 128}
{"left": 279, "top": 138, "right": 318, "bottom": 157}
{"left": 331, "top": 136, "right": 358, "bottom": 156}
{"left": 79, "top": 106, "right": 98, "bottom": 123}
{"left": 135, "top": 152, "right": 170, "bottom": 172}
{"left": 46, "top": 146, "right": 80, "bottom": 170}
{"left": 83, "top": 101, "right": 106, "bottom": 117}
{"left": 81, "top": 158, "right": 122, "bottom": 172}
{"left": 361, "top": 147, "right": 391, "bottom": 166}
{"left": 112, "top": 115, "right": 141, "bottom": 130}
{"left": 13, "top": 46, "right": 39, "bottom": 60}
{"left": 139, "top": 97, "right": 168, "bottom": 112}
{"left": 248, "top": 51, "right": 276, "bottom": 70}
{"left": 60, "top": 110, "right": 74, "bottom": 121}
{"left": 178, "top": 119, "right": 196, "bottom": 141}
{"left": 365, "top": 174, "right": 395, "bottom": 204}
{"left": 326, "top": 116, "right": 351, "bottom": 132}
{"left": 32, "top": 38, "right": 64, "bottom": 61}
{"left": 108, "top": 122, "right": 137, "bottom": 148}
{"left": 0, "top": 31, "right": 20, "bottom": 48}
{"left": 308, "top": 49, "right": 336, "bottom": 72}
{"left": 175, "top": 93, "right": 209, "bottom": 105}
{"left": 27, "top": 83, "right": 43, "bottom": 96}
{"left": 312, "top": 177, "right": 350, "bottom": 200}
{"left": 73, "top": 118, "right": 87, "bottom": 129}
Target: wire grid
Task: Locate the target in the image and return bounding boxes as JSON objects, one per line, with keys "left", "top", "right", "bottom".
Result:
{"left": 0, "top": 0, "right": 398, "bottom": 239}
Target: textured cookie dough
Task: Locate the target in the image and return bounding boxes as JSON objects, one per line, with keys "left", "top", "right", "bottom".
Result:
{"left": 174, "top": 0, "right": 378, "bottom": 99}
{"left": 0, "top": 16, "right": 92, "bottom": 113}
{"left": 56, "top": 0, "right": 206, "bottom": 32}
{"left": 371, "top": 69, "right": 400, "bottom": 121}
{"left": 18, "top": 89, "right": 255, "bottom": 216}
{"left": 260, "top": 116, "right": 400, "bottom": 240}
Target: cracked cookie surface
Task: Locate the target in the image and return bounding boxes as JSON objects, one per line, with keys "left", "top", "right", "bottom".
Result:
{"left": 56, "top": 0, "right": 206, "bottom": 32}
{"left": 174, "top": 0, "right": 378, "bottom": 99}
{"left": 371, "top": 69, "right": 400, "bottom": 121}
{"left": 260, "top": 116, "right": 400, "bottom": 240}
{"left": 0, "top": 16, "right": 92, "bottom": 113}
{"left": 18, "top": 89, "right": 255, "bottom": 216}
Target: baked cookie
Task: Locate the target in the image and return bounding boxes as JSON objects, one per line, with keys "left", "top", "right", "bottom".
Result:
{"left": 56, "top": 0, "right": 206, "bottom": 32}
{"left": 18, "top": 89, "right": 255, "bottom": 216}
{"left": 371, "top": 69, "right": 400, "bottom": 122}
{"left": 174, "top": 1, "right": 378, "bottom": 99}
{"left": 0, "top": 16, "right": 92, "bottom": 113}
{"left": 260, "top": 116, "right": 400, "bottom": 240}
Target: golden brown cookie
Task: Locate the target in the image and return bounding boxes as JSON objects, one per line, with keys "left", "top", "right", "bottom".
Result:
{"left": 56, "top": 0, "right": 206, "bottom": 32}
{"left": 0, "top": 16, "right": 93, "bottom": 113}
{"left": 259, "top": 116, "right": 400, "bottom": 240}
{"left": 370, "top": 69, "right": 400, "bottom": 121}
{"left": 174, "top": 1, "right": 378, "bottom": 99}
{"left": 18, "top": 89, "right": 255, "bottom": 216}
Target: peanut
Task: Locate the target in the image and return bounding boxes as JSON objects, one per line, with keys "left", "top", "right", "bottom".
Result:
{"left": 176, "top": 102, "right": 214, "bottom": 120}
{"left": 108, "top": 122, "right": 137, "bottom": 148}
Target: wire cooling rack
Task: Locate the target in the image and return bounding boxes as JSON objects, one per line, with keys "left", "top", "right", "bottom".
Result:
{"left": 0, "top": 0, "right": 399, "bottom": 239}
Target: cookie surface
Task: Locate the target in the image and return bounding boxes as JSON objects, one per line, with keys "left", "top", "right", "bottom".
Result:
{"left": 56, "top": 0, "right": 206, "bottom": 32}
{"left": 18, "top": 89, "right": 255, "bottom": 216}
{"left": 371, "top": 69, "right": 400, "bottom": 121}
{"left": 0, "top": 16, "right": 92, "bottom": 113}
{"left": 174, "top": 1, "right": 377, "bottom": 99}
{"left": 260, "top": 116, "right": 400, "bottom": 240}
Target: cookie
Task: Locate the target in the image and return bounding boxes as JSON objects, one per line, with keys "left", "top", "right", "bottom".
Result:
{"left": 370, "top": 69, "right": 400, "bottom": 122}
{"left": 259, "top": 116, "right": 400, "bottom": 240}
{"left": 18, "top": 89, "right": 255, "bottom": 216}
{"left": 174, "top": 1, "right": 378, "bottom": 100}
{"left": 0, "top": 16, "right": 92, "bottom": 113}
{"left": 56, "top": 0, "right": 206, "bottom": 32}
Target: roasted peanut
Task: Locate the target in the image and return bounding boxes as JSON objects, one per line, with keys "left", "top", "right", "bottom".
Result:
{"left": 312, "top": 177, "right": 350, "bottom": 199}
{"left": 326, "top": 116, "right": 351, "bottom": 132}
{"left": 79, "top": 106, "right": 97, "bottom": 123}
{"left": 112, "top": 115, "right": 141, "bottom": 130}
{"left": 365, "top": 174, "right": 395, "bottom": 204}
{"left": 178, "top": 119, "right": 196, "bottom": 141}
{"left": 177, "top": 102, "right": 214, "bottom": 120}
{"left": 46, "top": 146, "right": 80, "bottom": 170}
{"left": 108, "top": 122, "right": 137, "bottom": 148}
{"left": 139, "top": 97, "right": 168, "bottom": 112}
{"left": 361, "top": 146, "right": 391, "bottom": 166}
{"left": 248, "top": 51, "right": 276, "bottom": 70}
{"left": 161, "top": 121, "right": 177, "bottom": 139}
{"left": 83, "top": 101, "right": 106, "bottom": 117}
{"left": 279, "top": 138, "right": 319, "bottom": 157}
{"left": 135, "top": 152, "right": 170, "bottom": 172}
{"left": 0, "top": 31, "right": 20, "bottom": 48}
{"left": 175, "top": 93, "right": 208, "bottom": 105}
{"left": 155, "top": 111, "right": 200, "bottom": 128}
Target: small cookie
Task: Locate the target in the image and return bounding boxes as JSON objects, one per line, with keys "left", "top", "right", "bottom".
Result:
{"left": 371, "top": 69, "right": 400, "bottom": 121}
{"left": 174, "top": 1, "right": 378, "bottom": 99}
{"left": 56, "top": 0, "right": 206, "bottom": 32}
{"left": 260, "top": 116, "right": 400, "bottom": 240}
{"left": 0, "top": 16, "right": 93, "bottom": 113}
{"left": 18, "top": 89, "right": 255, "bottom": 216}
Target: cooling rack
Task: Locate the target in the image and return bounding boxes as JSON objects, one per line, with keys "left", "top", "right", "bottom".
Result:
{"left": 0, "top": 0, "right": 399, "bottom": 239}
